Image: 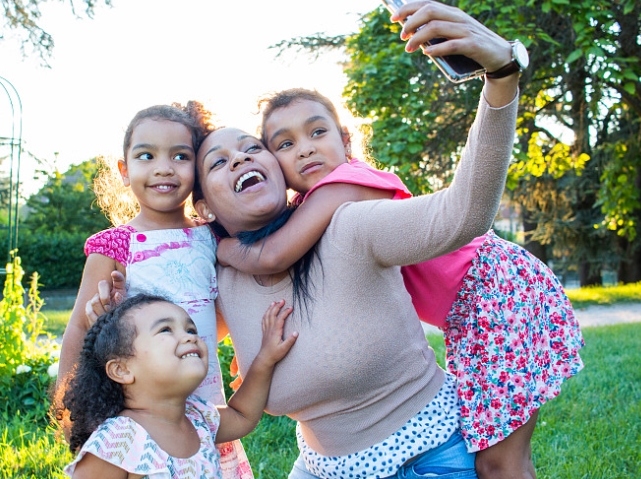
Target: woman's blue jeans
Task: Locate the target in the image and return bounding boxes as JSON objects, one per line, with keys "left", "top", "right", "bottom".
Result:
{"left": 287, "top": 431, "right": 477, "bottom": 479}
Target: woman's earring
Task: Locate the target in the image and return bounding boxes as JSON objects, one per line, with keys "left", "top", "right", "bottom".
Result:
{"left": 208, "top": 213, "right": 214, "bottom": 220}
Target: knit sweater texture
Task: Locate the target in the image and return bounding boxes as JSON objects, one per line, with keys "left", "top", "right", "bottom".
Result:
{"left": 216, "top": 91, "right": 518, "bottom": 457}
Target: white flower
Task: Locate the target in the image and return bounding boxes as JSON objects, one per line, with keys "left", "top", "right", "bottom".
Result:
{"left": 16, "top": 365, "right": 32, "bottom": 374}
{"left": 50, "top": 349, "right": 61, "bottom": 359}
{"left": 47, "top": 362, "right": 59, "bottom": 378}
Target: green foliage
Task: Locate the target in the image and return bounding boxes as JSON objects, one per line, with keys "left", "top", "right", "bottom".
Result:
{"left": 532, "top": 323, "right": 641, "bottom": 478}
{"left": 0, "top": 229, "right": 88, "bottom": 290}
{"left": 22, "top": 159, "right": 110, "bottom": 235}
{"left": 0, "top": 252, "right": 59, "bottom": 427}
{"left": 341, "top": 1, "right": 641, "bottom": 283}
{"left": 0, "top": 420, "right": 71, "bottom": 479}
{"left": 16, "top": 230, "right": 87, "bottom": 290}
{"left": 217, "top": 335, "right": 237, "bottom": 401}
{"left": 12, "top": 159, "right": 109, "bottom": 290}
{"left": 344, "top": 6, "right": 482, "bottom": 195}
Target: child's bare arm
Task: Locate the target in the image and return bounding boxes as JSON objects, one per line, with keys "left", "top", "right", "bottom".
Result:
{"left": 58, "top": 254, "right": 124, "bottom": 389}
{"left": 216, "top": 183, "right": 393, "bottom": 274}
{"left": 215, "top": 301, "right": 297, "bottom": 443}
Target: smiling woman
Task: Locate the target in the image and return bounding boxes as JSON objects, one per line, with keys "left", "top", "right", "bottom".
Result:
{"left": 194, "top": 128, "right": 288, "bottom": 237}
{"left": 187, "top": 3, "right": 527, "bottom": 478}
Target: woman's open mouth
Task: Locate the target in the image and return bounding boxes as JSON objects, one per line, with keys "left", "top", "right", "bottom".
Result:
{"left": 235, "top": 171, "right": 266, "bottom": 192}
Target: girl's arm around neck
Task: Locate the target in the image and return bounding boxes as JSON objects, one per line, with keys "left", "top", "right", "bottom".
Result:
{"left": 216, "top": 183, "right": 394, "bottom": 275}
{"left": 214, "top": 301, "right": 298, "bottom": 443}
{"left": 70, "top": 452, "right": 136, "bottom": 479}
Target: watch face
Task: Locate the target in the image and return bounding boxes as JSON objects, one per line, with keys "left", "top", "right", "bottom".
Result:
{"left": 513, "top": 42, "right": 530, "bottom": 69}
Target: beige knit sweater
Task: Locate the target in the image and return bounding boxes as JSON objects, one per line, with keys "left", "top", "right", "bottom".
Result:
{"left": 216, "top": 92, "right": 518, "bottom": 457}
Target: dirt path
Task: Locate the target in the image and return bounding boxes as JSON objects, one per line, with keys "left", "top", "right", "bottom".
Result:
{"left": 573, "top": 302, "right": 641, "bottom": 328}
{"left": 422, "top": 302, "right": 641, "bottom": 335}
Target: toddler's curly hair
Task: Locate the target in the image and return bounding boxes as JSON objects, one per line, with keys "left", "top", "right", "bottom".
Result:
{"left": 59, "top": 294, "right": 169, "bottom": 453}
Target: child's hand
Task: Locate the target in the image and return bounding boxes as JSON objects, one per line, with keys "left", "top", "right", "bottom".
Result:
{"left": 256, "top": 300, "right": 298, "bottom": 366}
{"left": 85, "top": 270, "right": 127, "bottom": 326}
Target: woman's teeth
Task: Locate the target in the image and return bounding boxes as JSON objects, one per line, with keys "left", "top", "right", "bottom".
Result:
{"left": 235, "top": 171, "right": 265, "bottom": 192}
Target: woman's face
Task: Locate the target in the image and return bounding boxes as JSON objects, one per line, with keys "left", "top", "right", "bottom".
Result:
{"left": 196, "top": 128, "right": 288, "bottom": 236}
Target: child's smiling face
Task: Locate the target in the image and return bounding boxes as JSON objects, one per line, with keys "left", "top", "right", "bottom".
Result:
{"left": 263, "top": 99, "right": 351, "bottom": 195}
{"left": 118, "top": 119, "right": 196, "bottom": 218}
{"left": 125, "top": 301, "right": 208, "bottom": 394}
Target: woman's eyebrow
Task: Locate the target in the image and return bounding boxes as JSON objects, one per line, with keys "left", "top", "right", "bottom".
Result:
{"left": 201, "top": 144, "right": 221, "bottom": 162}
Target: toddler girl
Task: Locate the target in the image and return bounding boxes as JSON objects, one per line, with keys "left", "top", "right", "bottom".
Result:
{"left": 62, "top": 294, "right": 297, "bottom": 478}
{"left": 215, "top": 88, "right": 584, "bottom": 479}
{"left": 58, "top": 103, "right": 252, "bottom": 478}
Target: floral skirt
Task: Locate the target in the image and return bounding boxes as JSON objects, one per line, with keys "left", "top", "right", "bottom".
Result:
{"left": 443, "top": 231, "right": 584, "bottom": 452}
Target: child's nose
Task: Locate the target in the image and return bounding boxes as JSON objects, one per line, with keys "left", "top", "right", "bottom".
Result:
{"left": 297, "top": 142, "right": 316, "bottom": 158}
{"left": 154, "top": 157, "right": 175, "bottom": 175}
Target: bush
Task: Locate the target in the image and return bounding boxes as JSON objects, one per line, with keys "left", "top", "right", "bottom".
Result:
{"left": 0, "top": 252, "right": 59, "bottom": 426}
{"left": 0, "top": 229, "right": 87, "bottom": 290}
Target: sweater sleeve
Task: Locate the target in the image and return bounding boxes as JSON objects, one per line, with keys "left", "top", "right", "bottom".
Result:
{"left": 329, "top": 90, "right": 518, "bottom": 268}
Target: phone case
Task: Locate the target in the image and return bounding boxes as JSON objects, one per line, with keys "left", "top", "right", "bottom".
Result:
{"left": 381, "top": 0, "right": 486, "bottom": 83}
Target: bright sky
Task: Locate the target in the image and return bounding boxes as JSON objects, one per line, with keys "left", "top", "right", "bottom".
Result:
{"left": 1, "top": 0, "right": 380, "bottom": 196}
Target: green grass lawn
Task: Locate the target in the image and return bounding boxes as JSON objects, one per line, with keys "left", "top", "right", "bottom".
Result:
{"left": 4, "top": 284, "right": 639, "bottom": 477}
{"left": 2, "top": 322, "right": 640, "bottom": 478}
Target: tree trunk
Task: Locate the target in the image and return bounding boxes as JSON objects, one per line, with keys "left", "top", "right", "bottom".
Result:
{"left": 579, "top": 261, "right": 602, "bottom": 287}
{"left": 618, "top": 238, "right": 641, "bottom": 284}
{"left": 521, "top": 211, "right": 548, "bottom": 264}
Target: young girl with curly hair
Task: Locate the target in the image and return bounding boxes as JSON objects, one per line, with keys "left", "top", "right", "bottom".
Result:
{"left": 61, "top": 294, "right": 297, "bottom": 478}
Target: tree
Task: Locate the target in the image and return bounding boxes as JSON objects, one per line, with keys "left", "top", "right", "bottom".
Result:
{"left": 21, "top": 158, "right": 110, "bottom": 234}
{"left": 334, "top": 1, "right": 640, "bottom": 286}
{"left": 1, "top": 0, "right": 111, "bottom": 65}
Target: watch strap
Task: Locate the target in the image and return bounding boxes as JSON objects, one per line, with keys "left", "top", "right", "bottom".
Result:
{"left": 485, "top": 61, "right": 521, "bottom": 79}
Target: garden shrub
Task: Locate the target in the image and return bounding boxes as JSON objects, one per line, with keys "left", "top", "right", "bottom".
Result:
{"left": 0, "top": 252, "right": 59, "bottom": 426}
{"left": 0, "top": 229, "right": 87, "bottom": 290}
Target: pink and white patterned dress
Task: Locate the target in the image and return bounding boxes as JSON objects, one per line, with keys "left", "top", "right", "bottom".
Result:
{"left": 64, "top": 396, "right": 223, "bottom": 478}
{"left": 84, "top": 225, "right": 253, "bottom": 478}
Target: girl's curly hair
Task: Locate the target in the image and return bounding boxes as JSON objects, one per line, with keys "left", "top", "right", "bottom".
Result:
{"left": 59, "top": 294, "right": 169, "bottom": 453}
{"left": 94, "top": 102, "right": 217, "bottom": 225}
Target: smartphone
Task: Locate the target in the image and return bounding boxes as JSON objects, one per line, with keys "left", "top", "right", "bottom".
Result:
{"left": 381, "top": 0, "right": 486, "bottom": 83}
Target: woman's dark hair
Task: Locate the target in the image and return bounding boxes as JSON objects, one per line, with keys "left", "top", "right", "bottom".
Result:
{"left": 60, "top": 294, "right": 169, "bottom": 453}
{"left": 211, "top": 209, "right": 320, "bottom": 318}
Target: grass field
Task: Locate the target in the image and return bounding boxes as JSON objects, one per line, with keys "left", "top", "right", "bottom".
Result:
{"left": 1, "top": 284, "right": 640, "bottom": 478}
